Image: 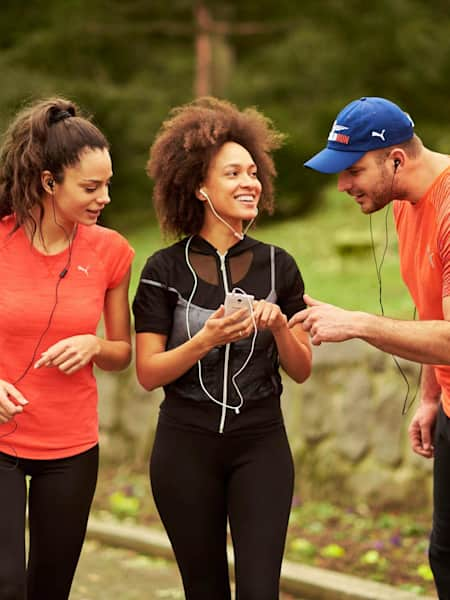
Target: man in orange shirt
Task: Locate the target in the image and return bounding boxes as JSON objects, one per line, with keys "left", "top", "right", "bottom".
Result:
{"left": 289, "top": 97, "right": 450, "bottom": 599}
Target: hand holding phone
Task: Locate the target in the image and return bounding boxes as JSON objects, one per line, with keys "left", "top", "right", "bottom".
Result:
{"left": 224, "top": 291, "right": 254, "bottom": 319}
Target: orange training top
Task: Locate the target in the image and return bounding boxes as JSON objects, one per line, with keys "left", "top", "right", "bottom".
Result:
{"left": 0, "top": 216, "right": 134, "bottom": 459}
{"left": 393, "top": 166, "right": 450, "bottom": 415}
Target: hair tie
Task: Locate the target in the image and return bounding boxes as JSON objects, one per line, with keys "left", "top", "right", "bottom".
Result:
{"left": 49, "top": 109, "right": 74, "bottom": 125}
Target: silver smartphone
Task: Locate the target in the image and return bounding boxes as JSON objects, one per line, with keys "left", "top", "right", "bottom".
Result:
{"left": 224, "top": 291, "right": 254, "bottom": 318}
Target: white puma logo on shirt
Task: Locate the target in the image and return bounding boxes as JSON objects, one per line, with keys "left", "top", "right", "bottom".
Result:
{"left": 77, "top": 265, "right": 90, "bottom": 276}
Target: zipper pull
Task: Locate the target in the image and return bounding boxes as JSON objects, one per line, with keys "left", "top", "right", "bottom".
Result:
{"left": 217, "top": 250, "right": 229, "bottom": 294}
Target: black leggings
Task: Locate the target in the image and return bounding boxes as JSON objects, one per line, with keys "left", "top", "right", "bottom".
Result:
{"left": 0, "top": 445, "right": 98, "bottom": 600}
{"left": 430, "top": 406, "right": 450, "bottom": 599}
{"left": 150, "top": 422, "right": 294, "bottom": 600}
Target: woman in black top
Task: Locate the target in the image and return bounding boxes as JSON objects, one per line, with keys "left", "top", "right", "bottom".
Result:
{"left": 133, "top": 97, "right": 311, "bottom": 600}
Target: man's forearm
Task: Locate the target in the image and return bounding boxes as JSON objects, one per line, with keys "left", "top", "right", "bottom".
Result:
{"left": 420, "top": 364, "right": 442, "bottom": 405}
{"left": 357, "top": 313, "right": 450, "bottom": 365}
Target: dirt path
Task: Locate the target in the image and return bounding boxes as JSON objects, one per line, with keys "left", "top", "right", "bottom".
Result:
{"left": 71, "top": 540, "right": 304, "bottom": 600}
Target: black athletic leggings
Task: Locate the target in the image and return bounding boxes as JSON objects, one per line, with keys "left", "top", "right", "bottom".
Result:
{"left": 430, "top": 405, "right": 450, "bottom": 600}
{"left": 0, "top": 444, "right": 98, "bottom": 600}
{"left": 150, "top": 422, "right": 294, "bottom": 600}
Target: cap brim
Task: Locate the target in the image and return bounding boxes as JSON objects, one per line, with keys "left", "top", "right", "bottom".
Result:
{"left": 304, "top": 148, "right": 366, "bottom": 174}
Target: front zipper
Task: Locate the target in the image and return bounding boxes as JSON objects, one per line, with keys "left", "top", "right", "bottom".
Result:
{"left": 217, "top": 250, "right": 230, "bottom": 433}
{"left": 217, "top": 250, "right": 230, "bottom": 295}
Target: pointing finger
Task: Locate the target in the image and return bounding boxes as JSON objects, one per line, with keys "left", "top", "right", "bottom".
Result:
{"left": 288, "top": 308, "right": 310, "bottom": 328}
{"left": 303, "top": 293, "right": 324, "bottom": 307}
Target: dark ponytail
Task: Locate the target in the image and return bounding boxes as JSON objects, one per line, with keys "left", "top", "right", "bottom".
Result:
{"left": 0, "top": 97, "right": 109, "bottom": 228}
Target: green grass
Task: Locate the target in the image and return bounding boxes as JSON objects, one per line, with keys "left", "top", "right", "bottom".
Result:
{"left": 125, "top": 186, "right": 414, "bottom": 319}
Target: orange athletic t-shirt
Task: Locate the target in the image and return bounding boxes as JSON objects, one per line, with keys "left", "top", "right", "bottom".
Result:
{"left": 393, "top": 166, "right": 450, "bottom": 415}
{"left": 0, "top": 216, "right": 134, "bottom": 459}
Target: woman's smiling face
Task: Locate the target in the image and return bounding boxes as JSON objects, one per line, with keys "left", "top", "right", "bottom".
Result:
{"left": 200, "top": 141, "right": 261, "bottom": 230}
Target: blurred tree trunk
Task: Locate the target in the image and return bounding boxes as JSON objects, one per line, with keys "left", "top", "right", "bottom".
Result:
{"left": 194, "top": 2, "right": 236, "bottom": 98}
{"left": 194, "top": 3, "right": 212, "bottom": 96}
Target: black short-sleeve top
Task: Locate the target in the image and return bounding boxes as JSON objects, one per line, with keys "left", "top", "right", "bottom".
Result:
{"left": 133, "top": 235, "right": 306, "bottom": 434}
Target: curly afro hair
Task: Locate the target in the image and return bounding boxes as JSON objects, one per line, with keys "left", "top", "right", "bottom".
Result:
{"left": 147, "top": 96, "right": 285, "bottom": 238}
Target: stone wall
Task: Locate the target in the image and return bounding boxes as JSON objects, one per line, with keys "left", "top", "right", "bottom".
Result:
{"left": 97, "top": 339, "right": 432, "bottom": 509}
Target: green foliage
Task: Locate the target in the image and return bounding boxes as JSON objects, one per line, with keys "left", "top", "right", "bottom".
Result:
{"left": 375, "top": 513, "right": 397, "bottom": 529}
{"left": 360, "top": 550, "right": 385, "bottom": 566}
{"left": 108, "top": 490, "right": 140, "bottom": 520}
{"left": 305, "top": 521, "right": 325, "bottom": 534}
{"left": 417, "top": 564, "right": 434, "bottom": 582}
{"left": 290, "top": 537, "right": 317, "bottom": 559}
{"left": 0, "top": 1, "right": 448, "bottom": 225}
{"left": 229, "top": 0, "right": 450, "bottom": 215}
{"left": 320, "top": 544, "right": 346, "bottom": 558}
{"left": 401, "top": 522, "right": 428, "bottom": 537}
{"left": 283, "top": 498, "right": 434, "bottom": 593}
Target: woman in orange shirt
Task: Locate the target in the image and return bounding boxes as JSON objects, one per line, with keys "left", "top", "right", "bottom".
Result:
{"left": 0, "top": 98, "right": 134, "bottom": 599}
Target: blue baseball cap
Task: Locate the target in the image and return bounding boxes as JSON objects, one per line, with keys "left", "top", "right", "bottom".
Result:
{"left": 304, "top": 97, "right": 415, "bottom": 174}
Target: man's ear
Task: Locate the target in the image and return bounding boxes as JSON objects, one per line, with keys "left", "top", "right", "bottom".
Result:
{"left": 389, "top": 149, "right": 406, "bottom": 172}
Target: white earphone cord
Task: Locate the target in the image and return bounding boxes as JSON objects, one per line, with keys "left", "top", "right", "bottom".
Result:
{"left": 184, "top": 236, "right": 257, "bottom": 414}
{"left": 200, "top": 190, "right": 256, "bottom": 241}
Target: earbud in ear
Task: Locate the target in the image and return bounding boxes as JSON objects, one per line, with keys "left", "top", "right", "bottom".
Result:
{"left": 48, "top": 179, "right": 55, "bottom": 190}
{"left": 199, "top": 189, "right": 208, "bottom": 200}
{"left": 393, "top": 159, "right": 400, "bottom": 171}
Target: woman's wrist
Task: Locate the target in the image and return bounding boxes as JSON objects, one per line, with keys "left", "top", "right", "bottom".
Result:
{"left": 192, "top": 329, "right": 215, "bottom": 357}
{"left": 90, "top": 334, "right": 102, "bottom": 358}
{"left": 271, "top": 318, "right": 289, "bottom": 336}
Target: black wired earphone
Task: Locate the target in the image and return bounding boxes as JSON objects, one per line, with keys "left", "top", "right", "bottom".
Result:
{"left": 369, "top": 159, "right": 422, "bottom": 415}
{"left": 0, "top": 186, "right": 76, "bottom": 468}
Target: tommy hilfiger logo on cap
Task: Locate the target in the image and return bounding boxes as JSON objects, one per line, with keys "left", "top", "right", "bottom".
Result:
{"left": 305, "top": 97, "right": 415, "bottom": 174}
{"left": 328, "top": 122, "right": 350, "bottom": 145}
